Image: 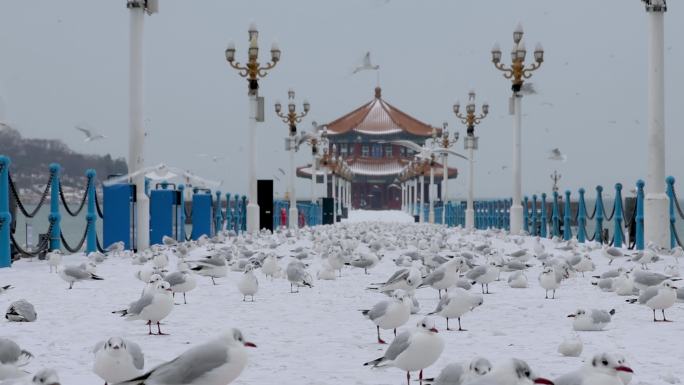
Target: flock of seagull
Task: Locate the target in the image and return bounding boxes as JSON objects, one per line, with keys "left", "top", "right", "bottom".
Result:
{"left": 1, "top": 219, "right": 683, "bottom": 385}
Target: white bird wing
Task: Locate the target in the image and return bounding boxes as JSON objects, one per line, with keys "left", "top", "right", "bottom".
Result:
{"left": 75, "top": 125, "right": 93, "bottom": 138}
{"left": 363, "top": 52, "right": 372, "bottom": 67}
{"left": 389, "top": 140, "right": 423, "bottom": 153}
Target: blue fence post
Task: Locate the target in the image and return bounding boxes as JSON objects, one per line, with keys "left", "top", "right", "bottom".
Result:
{"left": 241, "top": 196, "right": 247, "bottom": 232}
{"left": 563, "top": 190, "right": 572, "bottom": 241}
{"left": 594, "top": 185, "right": 604, "bottom": 243}
{"left": 85, "top": 169, "right": 97, "bottom": 254}
{"left": 577, "top": 188, "right": 587, "bottom": 243}
{"left": 233, "top": 195, "right": 240, "bottom": 232}
{"left": 49, "top": 163, "right": 61, "bottom": 251}
{"left": 530, "top": 195, "right": 538, "bottom": 236}
{"left": 636, "top": 180, "right": 645, "bottom": 250}
{"left": 225, "top": 193, "right": 232, "bottom": 232}
{"left": 0, "top": 156, "right": 11, "bottom": 267}
{"left": 540, "top": 193, "right": 548, "bottom": 237}
{"left": 667, "top": 176, "right": 676, "bottom": 249}
{"left": 214, "top": 191, "right": 222, "bottom": 235}
{"left": 551, "top": 191, "right": 559, "bottom": 238}
{"left": 523, "top": 196, "right": 529, "bottom": 234}
{"left": 613, "top": 183, "right": 624, "bottom": 248}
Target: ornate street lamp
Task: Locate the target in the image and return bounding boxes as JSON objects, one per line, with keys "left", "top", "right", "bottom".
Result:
{"left": 453, "top": 90, "right": 488, "bottom": 230}
{"left": 275, "top": 89, "right": 309, "bottom": 229}
{"left": 491, "top": 23, "right": 543, "bottom": 234}
{"left": 435, "top": 121, "right": 460, "bottom": 224}
{"left": 225, "top": 22, "right": 280, "bottom": 233}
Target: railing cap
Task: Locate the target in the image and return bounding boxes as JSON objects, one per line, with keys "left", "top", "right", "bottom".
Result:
{"left": 0, "top": 155, "right": 10, "bottom": 166}
{"left": 637, "top": 179, "right": 645, "bottom": 188}
{"left": 667, "top": 176, "right": 675, "bottom": 184}
{"left": 85, "top": 169, "right": 96, "bottom": 178}
{"left": 49, "top": 163, "right": 60, "bottom": 173}
{"left": 579, "top": 188, "right": 585, "bottom": 194}
{"left": 615, "top": 182, "right": 622, "bottom": 190}
{"left": 596, "top": 185, "right": 603, "bottom": 192}
{"left": 565, "top": 190, "right": 571, "bottom": 196}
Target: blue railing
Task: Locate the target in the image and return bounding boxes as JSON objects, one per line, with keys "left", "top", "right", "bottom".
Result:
{"left": 272, "top": 200, "right": 322, "bottom": 228}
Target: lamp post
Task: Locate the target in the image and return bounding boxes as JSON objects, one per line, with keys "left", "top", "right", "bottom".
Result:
{"left": 225, "top": 22, "right": 281, "bottom": 233}
{"left": 275, "top": 89, "right": 309, "bottom": 229}
{"left": 436, "top": 121, "right": 461, "bottom": 225}
{"left": 491, "top": 23, "right": 544, "bottom": 234}
{"left": 427, "top": 128, "right": 440, "bottom": 224}
{"left": 127, "top": 0, "right": 157, "bottom": 251}
{"left": 454, "top": 90, "right": 489, "bottom": 231}
{"left": 642, "top": 0, "right": 669, "bottom": 247}
{"left": 550, "top": 170, "right": 562, "bottom": 193}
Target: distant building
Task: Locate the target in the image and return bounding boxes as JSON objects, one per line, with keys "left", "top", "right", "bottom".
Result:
{"left": 297, "top": 87, "right": 457, "bottom": 210}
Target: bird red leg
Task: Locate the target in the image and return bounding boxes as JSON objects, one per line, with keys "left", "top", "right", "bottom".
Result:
{"left": 377, "top": 326, "right": 386, "bottom": 344}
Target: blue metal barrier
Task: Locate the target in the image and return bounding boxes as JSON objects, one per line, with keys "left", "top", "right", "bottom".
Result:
{"left": 150, "top": 188, "right": 176, "bottom": 245}
{"left": 191, "top": 191, "right": 212, "bottom": 240}
{"left": 103, "top": 183, "right": 133, "bottom": 250}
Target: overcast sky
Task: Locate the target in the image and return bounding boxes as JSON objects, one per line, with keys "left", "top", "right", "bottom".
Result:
{"left": 1, "top": 0, "right": 682, "bottom": 201}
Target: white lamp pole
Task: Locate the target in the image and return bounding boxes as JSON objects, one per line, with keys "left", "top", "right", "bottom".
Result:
{"left": 491, "top": 23, "right": 543, "bottom": 234}
{"left": 127, "top": 0, "right": 156, "bottom": 251}
{"left": 275, "top": 89, "right": 309, "bottom": 229}
{"left": 454, "top": 91, "right": 489, "bottom": 231}
{"left": 412, "top": 178, "right": 417, "bottom": 217}
{"left": 429, "top": 159, "right": 435, "bottom": 224}
{"left": 226, "top": 23, "right": 281, "bottom": 233}
{"left": 442, "top": 154, "right": 448, "bottom": 223}
{"left": 643, "top": 0, "right": 669, "bottom": 247}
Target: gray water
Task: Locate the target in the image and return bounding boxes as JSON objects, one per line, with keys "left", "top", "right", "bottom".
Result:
{"left": 11, "top": 205, "right": 101, "bottom": 251}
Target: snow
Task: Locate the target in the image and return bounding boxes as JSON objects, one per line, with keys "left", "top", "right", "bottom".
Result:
{"left": 0, "top": 211, "right": 682, "bottom": 385}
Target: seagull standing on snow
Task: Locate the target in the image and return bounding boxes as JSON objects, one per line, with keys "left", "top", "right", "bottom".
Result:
{"left": 361, "top": 290, "right": 412, "bottom": 344}
{"left": 635, "top": 281, "right": 678, "bottom": 322}
{"left": 364, "top": 317, "right": 444, "bottom": 385}
{"left": 465, "top": 262, "right": 499, "bottom": 294}
{"left": 113, "top": 281, "right": 174, "bottom": 335}
{"left": 237, "top": 264, "right": 258, "bottom": 301}
{"left": 286, "top": 261, "right": 313, "bottom": 293}
{"left": 116, "top": 329, "right": 255, "bottom": 385}
{"left": 538, "top": 266, "right": 563, "bottom": 299}
{"left": 164, "top": 263, "right": 197, "bottom": 304}
{"left": 93, "top": 337, "right": 144, "bottom": 385}
{"left": 419, "top": 258, "right": 466, "bottom": 298}
{"left": 190, "top": 255, "right": 227, "bottom": 285}
{"left": 428, "top": 288, "right": 483, "bottom": 331}
{"left": 59, "top": 265, "right": 104, "bottom": 289}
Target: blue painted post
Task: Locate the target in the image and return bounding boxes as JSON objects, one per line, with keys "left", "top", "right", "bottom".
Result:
{"left": 489, "top": 201, "right": 494, "bottom": 228}
{"left": 636, "top": 180, "right": 645, "bottom": 250}
{"left": 225, "top": 193, "right": 232, "bottom": 232}
{"left": 540, "top": 193, "right": 548, "bottom": 238}
{"left": 594, "top": 186, "right": 604, "bottom": 243}
{"left": 563, "top": 190, "right": 572, "bottom": 241}
{"left": 666, "top": 177, "right": 676, "bottom": 249}
{"left": 241, "top": 196, "right": 247, "bottom": 232}
{"left": 500, "top": 200, "right": 505, "bottom": 229}
{"left": 551, "top": 191, "right": 559, "bottom": 238}
{"left": 0, "top": 156, "right": 11, "bottom": 268}
{"left": 214, "top": 191, "right": 222, "bottom": 234}
{"left": 530, "top": 195, "right": 538, "bottom": 236}
{"left": 577, "top": 188, "right": 587, "bottom": 243}
{"left": 49, "top": 163, "right": 61, "bottom": 251}
{"left": 233, "top": 195, "right": 240, "bottom": 232}
{"left": 178, "top": 185, "right": 186, "bottom": 241}
{"left": 85, "top": 169, "right": 97, "bottom": 253}
{"left": 523, "top": 196, "right": 529, "bottom": 234}
{"left": 613, "top": 183, "right": 624, "bottom": 248}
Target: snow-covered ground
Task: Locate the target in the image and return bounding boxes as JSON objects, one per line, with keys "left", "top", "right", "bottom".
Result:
{"left": 1, "top": 211, "right": 682, "bottom": 385}
{"left": 346, "top": 210, "right": 415, "bottom": 223}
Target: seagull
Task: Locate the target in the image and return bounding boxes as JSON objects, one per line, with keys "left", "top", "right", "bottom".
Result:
{"left": 634, "top": 281, "right": 678, "bottom": 322}
{"left": 0, "top": 285, "right": 11, "bottom": 295}
{"left": 0, "top": 369, "right": 60, "bottom": 385}
{"left": 197, "top": 154, "right": 226, "bottom": 163}
{"left": 539, "top": 266, "right": 564, "bottom": 299}
{"left": 507, "top": 271, "right": 528, "bottom": 288}
{"left": 361, "top": 290, "right": 412, "bottom": 344}
{"left": 631, "top": 269, "right": 677, "bottom": 291}
{"left": 465, "top": 262, "right": 499, "bottom": 294}
{"left": 0, "top": 339, "right": 33, "bottom": 368}
{"left": 59, "top": 265, "right": 104, "bottom": 289}
{"left": 113, "top": 281, "right": 174, "bottom": 335}
{"left": 364, "top": 317, "right": 444, "bottom": 385}
{"left": 428, "top": 288, "right": 483, "bottom": 331}
{"left": 352, "top": 52, "right": 380, "bottom": 74}
{"left": 5, "top": 300, "right": 37, "bottom": 322}
{"left": 424, "top": 357, "right": 492, "bottom": 385}
{"left": 190, "top": 254, "right": 228, "bottom": 285}
{"left": 278, "top": 168, "right": 286, "bottom": 175}
{"left": 163, "top": 263, "right": 197, "bottom": 304}
{"left": 286, "top": 261, "right": 313, "bottom": 293}
{"left": 46, "top": 251, "right": 62, "bottom": 273}
{"left": 75, "top": 124, "right": 106, "bottom": 142}
{"left": 419, "top": 258, "right": 466, "bottom": 298}
{"left": 602, "top": 246, "right": 625, "bottom": 265}
{"left": 116, "top": 330, "right": 255, "bottom": 385}
{"left": 464, "top": 359, "right": 553, "bottom": 385}
{"left": 93, "top": 337, "right": 144, "bottom": 385}
{"left": 548, "top": 148, "right": 567, "bottom": 162}
{"left": 557, "top": 335, "right": 583, "bottom": 357}
{"left": 553, "top": 353, "right": 633, "bottom": 385}
{"left": 347, "top": 252, "right": 379, "bottom": 275}
{"left": 567, "top": 308, "right": 615, "bottom": 331}
{"left": 237, "top": 264, "right": 259, "bottom": 301}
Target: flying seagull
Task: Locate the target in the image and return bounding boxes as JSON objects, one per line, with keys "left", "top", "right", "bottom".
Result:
{"left": 197, "top": 154, "right": 225, "bottom": 163}
{"left": 352, "top": 52, "right": 380, "bottom": 74}
{"left": 548, "top": 148, "right": 567, "bottom": 162}
{"left": 75, "top": 124, "right": 107, "bottom": 142}
{"left": 278, "top": 168, "right": 286, "bottom": 175}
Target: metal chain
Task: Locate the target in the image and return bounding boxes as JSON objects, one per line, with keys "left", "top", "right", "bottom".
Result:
{"left": 9, "top": 172, "right": 52, "bottom": 218}
{"left": 10, "top": 220, "right": 53, "bottom": 257}
{"left": 94, "top": 190, "right": 104, "bottom": 219}
{"left": 604, "top": 201, "right": 616, "bottom": 222}
{"left": 95, "top": 234, "right": 105, "bottom": 253}
{"left": 671, "top": 188, "right": 684, "bottom": 220}
{"left": 671, "top": 223, "right": 683, "bottom": 248}
{"left": 184, "top": 202, "right": 192, "bottom": 219}
{"left": 585, "top": 204, "right": 597, "bottom": 220}
{"left": 60, "top": 225, "right": 88, "bottom": 253}
{"left": 60, "top": 179, "right": 90, "bottom": 217}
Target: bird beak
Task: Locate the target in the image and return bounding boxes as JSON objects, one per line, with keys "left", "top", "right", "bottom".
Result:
{"left": 113, "top": 346, "right": 120, "bottom": 350}
{"left": 244, "top": 342, "right": 257, "bottom": 348}
{"left": 672, "top": 286, "right": 679, "bottom": 290}
{"left": 567, "top": 314, "right": 575, "bottom": 318}
{"left": 615, "top": 366, "right": 634, "bottom": 373}
{"left": 166, "top": 288, "right": 173, "bottom": 292}
{"left": 534, "top": 378, "right": 554, "bottom": 385}
{"left": 430, "top": 328, "right": 439, "bottom": 333}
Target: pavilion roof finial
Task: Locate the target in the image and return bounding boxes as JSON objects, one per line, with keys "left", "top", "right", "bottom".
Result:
{"left": 374, "top": 86, "right": 382, "bottom": 99}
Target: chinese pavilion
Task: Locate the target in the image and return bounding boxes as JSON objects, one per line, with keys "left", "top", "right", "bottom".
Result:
{"left": 297, "top": 87, "right": 458, "bottom": 210}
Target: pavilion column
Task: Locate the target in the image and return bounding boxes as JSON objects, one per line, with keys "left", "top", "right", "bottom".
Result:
{"left": 412, "top": 178, "right": 418, "bottom": 217}
{"left": 419, "top": 175, "right": 425, "bottom": 223}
